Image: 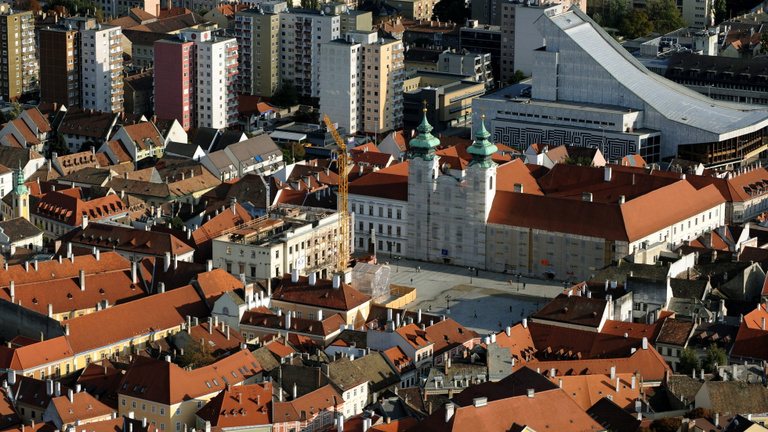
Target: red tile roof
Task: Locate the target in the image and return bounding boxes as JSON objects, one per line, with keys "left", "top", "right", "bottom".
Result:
{"left": 33, "top": 190, "right": 127, "bottom": 227}
{"left": 272, "top": 274, "right": 370, "bottom": 312}
{"left": 395, "top": 323, "right": 432, "bottom": 350}
{"left": 423, "top": 318, "right": 479, "bottom": 357}
{"left": 272, "top": 384, "right": 342, "bottom": 423}
{"left": 69, "top": 223, "right": 194, "bottom": 257}
{"left": 0, "top": 251, "right": 129, "bottom": 288}
{"left": 534, "top": 345, "right": 671, "bottom": 383}
{"left": 495, "top": 159, "right": 544, "bottom": 195}
{"left": 532, "top": 293, "right": 608, "bottom": 328}
{"left": 195, "top": 383, "right": 272, "bottom": 428}
{"left": 118, "top": 350, "right": 262, "bottom": 405}
{"left": 349, "top": 161, "right": 409, "bottom": 201}
{"left": 64, "top": 284, "right": 209, "bottom": 354}
{"left": 240, "top": 308, "right": 346, "bottom": 338}
{"left": 0, "top": 336, "right": 73, "bottom": 371}
{"left": 49, "top": 391, "right": 115, "bottom": 424}
{"left": 546, "top": 373, "right": 640, "bottom": 410}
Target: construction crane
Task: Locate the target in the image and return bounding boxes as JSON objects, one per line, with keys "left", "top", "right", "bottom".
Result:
{"left": 323, "top": 114, "right": 350, "bottom": 273}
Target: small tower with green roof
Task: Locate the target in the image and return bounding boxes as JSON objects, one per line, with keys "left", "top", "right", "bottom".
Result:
{"left": 467, "top": 114, "right": 497, "bottom": 168}
{"left": 12, "top": 162, "right": 29, "bottom": 220}
{"left": 406, "top": 101, "right": 442, "bottom": 260}
{"left": 465, "top": 112, "right": 498, "bottom": 223}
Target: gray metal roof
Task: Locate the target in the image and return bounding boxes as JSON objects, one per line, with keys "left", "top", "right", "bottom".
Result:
{"left": 542, "top": 8, "right": 768, "bottom": 139}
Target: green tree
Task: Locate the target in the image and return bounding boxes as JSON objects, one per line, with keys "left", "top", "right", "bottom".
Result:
{"left": 7, "top": 101, "right": 21, "bottom": 121}
{"left": 646, "top": 0, "right": 686, "bottom": 34}
{"left": 686, "top": 407, "right": 714, "bottom": 420}
{"left": 702, "top": 343, "right": 727, "bottom": 372}
{"left": 431, "top": 0, "right": 468, "bottom": 25}
{"left": 178, "top": 339, "right": 216, "bottom": 369}
{"left": 285, "top": 141, "right": 306, "bottom": 161}
{"left": 649, "top": 417, "right": 682, "bottom": 432}
{"left": 677, "top": 347, "right": 700, "bottom": 375}
{"left": 563, "top": 156, "right": 595, "bottom": 167}
{"left": 619, "top": 9, "right": 654, "bottom": 38}
{"left": 510, "top": 70, "right": 527, "bottom": 85}
{"left": 714, "top": 0, "right": 726, "bottom": 24}
{"left": 281, "top": 148, "right": 293, "bottom": 164}
{"left": 299, "top": 0, "right": 318, "bottom": 9}
{"left": 607, "top": 0, "right": 629, "bottom": 28}
{"left": 167, "top": 217, "right": 184, "bottom": 230}
{"left": 271, "top": 80, "right": 299, "bottom": 108}
{"left": 49, "top": 132, "right": 70, "bottom": 157}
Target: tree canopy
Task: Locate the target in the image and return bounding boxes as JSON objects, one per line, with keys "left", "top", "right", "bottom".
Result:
{"left": 620, "top": 9, "right": 654, "bottom": 38}
{"left": 677, "top": 347, "right": 700, "bottom": 375}
{"left": 702, "top": 343, "right": 727, "bottom": 372}
{"left": 431, "top": 0, "right": 468, "bottom": 25}
{"left": 271, "top": 80, "right": 299, "bottom": 108}
{"left": 45, "top": 0, "right": 104, "bottom": 20}
{"left": 646, "top": 0, "right": 686, "bottom": 34}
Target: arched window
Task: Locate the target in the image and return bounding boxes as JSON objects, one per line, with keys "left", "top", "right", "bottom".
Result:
{"left": 222, "top": 307, "right": 230, "bottom": 316}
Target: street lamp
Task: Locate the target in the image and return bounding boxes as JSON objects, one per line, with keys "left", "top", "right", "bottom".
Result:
{"left": 394, "top": 256, "right": 401, "bottom": 273}
{"left": 445, "top": 294, "right": 452, "bottom": 313}
{"left": 468, "top": 267, "right": 476, "bottom": 284}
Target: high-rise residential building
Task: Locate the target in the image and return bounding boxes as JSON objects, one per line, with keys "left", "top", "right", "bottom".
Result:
{"left": 0, "top": 5, "right": 38, "bottom": 103}
{"left": 39, "top": 17, "right": 123, "bottom": 112}
{"left": 319, "top": 31, "right": 405, "bottom": 135}
{"left": 234, "top": 2, "right": 285, "bottom": 98}
{"left": 362, "top": 36, "right": 404, "bottom": 135}
{"left": 280, "top": 7, "right": 341, "bottom": 99}
{"left": 319, "top": 36, "right": 364, "bottom": 134}
{"left": 77, "top": 18, "right": 124, "bottom": 112}
{"left": 39, "top": 25, "right": 80, "bottom": 108}
{"left": 154, "top": 26, "right": 239, "bottom": 131}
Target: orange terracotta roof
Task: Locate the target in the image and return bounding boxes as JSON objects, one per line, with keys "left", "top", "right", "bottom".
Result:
{"left": 264, "top": 340, "right": 295, "bottom": 359}
{"left": 25, "top": 108, "right": 52, "bottom": 133}
{"left": 120, "top": 122, "right": 163, "bottom": 151}
{"left": 546, "top": 373, "right": 640, "bottom": 410}
{"left": 495, "top": 159, "right": 544, "bottom": 195}
{"left": 240, "top": 309, "right": 346, "bottom": 338}
{"left": 533, "top": 345, "right": 671, "bottom": 383}
{"left": 0, "top": 251, "right": 129, "bottom": 288}
{"left": 195, "top": 269, "right": 244, "bottom": 306}
{"left": 424, "top": 318, "right": 479, "bottom": 356}
{"left": 33, "top": 190, "right": 127, "bottom": 227}
{"left": 10, "top": 119, "right": 40, "bottom": 145}
{"left": 69, "top": 223, "right": 194, "bottom": 257}
{"left": 118, "top": 350, "right": 262, "bottom": 405}
{"left": 272, "top": 274, "right": 370, "bottom": 312}
{"left": 492, "top": 323, "right": 537, "bottom": 365}
{"left": 272, "top": 384, "right": 342, "bottom": 423}
{"left": 64, "top": 284, "right": 209, "bottom": 354}
{"left": 49, "top": 391, "right": 115, "bottom": 424}
{"left": 349, "top": 161, "right": 409, "bottom": 201}
{"left": 382, "top": 346, "right": 413, "bottom": 373}
{"left": 106, "top": 140, "right": 133, "bottom": 163}
{"left": 188, "top": 322, "right": 245, "bottom": 354}
{"left": 196, "top": 383, "right": 272, "bottom": 427}
{"left": 0, "top": 336, "right": 73, "bottom": 371}
{"left": 191, "top": 203, "right": 252, "bottom": 246}
{"left": 395, "top": 323, "right": 432, "bottom": 350}
{"left": 419, "top": 387, "right": 602, "bottom": 432}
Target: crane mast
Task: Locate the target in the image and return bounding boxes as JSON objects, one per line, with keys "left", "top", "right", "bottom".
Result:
{"left": 323, "top": 115, "right": 350, "bottom": 273}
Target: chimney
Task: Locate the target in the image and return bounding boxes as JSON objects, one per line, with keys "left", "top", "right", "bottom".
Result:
{"left": 206, "top": 260, "right": 213, "bottom": 272}
{"left": 417, "top": 309, "right": 422, "bottom": 323}
{"left": 309, "top": 272, "right": 317, "bottom": 286}
{"left": 505, "top": 326, "right": 511, "bottom": 337}
{"left": 79, "top": 269, "right": 85, "bottom": 291}
{"left": 67, "top": 242, "right": 72, "bottom": 258}
{"left": 527, "top": 389, "right": 534, "bottom": 398}
{"left": 81, "top": 215, "right": 89, "bottom": 229}
{"left": 174, "top": 255, "right": 178, "bottom": 270}
{"left": 7, "top": 370, "right": 15, "bottom": 386}
{"left": 65, "top": 323, "right": 70, "bottom": 335}
{"left": 94, "top": 250, "right": 100, "bottom": 261}
{"left": 317, "top": 309, "right": 323, "bottom": 321}
{"left": 131, "top": 261, "right": 137, "bottom": 283}
{"left": 618, "top": 195, "right": 626, "bottom": 205}
{"left": 513, "top": 183, "right": 523, "bottom": 193}
{"left": 8, "top": 281, "right": 13, "bottom": 303}
{"left": 55, "top": 381, "right": 61, "bottom": 397}
{"left": 46, "top": 379, "right": 53, "bottom": 397}
{"left": 445, "top": 403, "right": 455, "bottom": 422}
{"left": 610, "top": 366, "right": 616, "bottom": 380}
{"left": 47, "top": 303, "right": 53, "bottom": 317}
{"left": 291, "top": 269, "right": 299, "bottom": 283}
{"left": 33, "top": 259, "right": 38, "bottom": 271}
{"left": 226, "top": 325, "right": 230, "bottom": 340}
{"left": 285, "top": 313, "right": 292, "bottom": 330}
{"left": 615, "top": 377, "right": 620, "bottom": 393}
{"left": 164, "top": 252, "right": 171, "bottom": 272}
{"left": 631, "top": 375, "right": 636, "bottom": 390}
{"left": 762, "top": 317, "right": 765, "bottom": 330}
{"left": 604, "top": 167, "right": 612, "bottom": 182}
{"left": 642, "top": 337, "right": 648, "bottom": 350}
{"left": 231, "top": 198, "right": 237, "bottom": 215}
{"left": 522, "top": 318, "right": 527, "bottom": 329}
{"left": 333, "top": 274, "right": 341, "bottom": 289}
{"left": 292, "top": 383, "right": 297, "bottom": 400}
{"left": 158, "top": 282, "right": 165, "bottom": 293}
{"left": 582, "top": 192, "right": 593, "bottom": 202}
{"left": 67, "top": 389, "right": 74, "bottom": 403}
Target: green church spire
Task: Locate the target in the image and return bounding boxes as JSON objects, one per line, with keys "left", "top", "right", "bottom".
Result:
{"left": 409, "top": 101, "right": 440, "bottom": 161}
{"left": 467, "top": 113, "right": 497, "bottom": 168}
{"left": 13, "top": 161, "right": 28, "bottom": 197}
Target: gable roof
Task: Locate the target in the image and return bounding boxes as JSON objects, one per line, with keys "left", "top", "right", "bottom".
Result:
{"left": 349, "top": 161, "right": 409, "bottom": 201}
{"left": 118, "top": 350, "right": 262, "bottom": 405}
{"left": 195, "top": 383, "right": 272, "bottom": 427}
{"left": 68, "top": 223, "right": 193, "bottom": 257}
{"left": 0, "top": 217, "right": 41, "bottom": 243}
{"left": 49, "top": 391, "right": 115, "bottom": 424}
{"left": 423, "top": 318, "right": 479, "bottom": 356}
{"left": 272, "top": 274, "right": 370, "bottom": 312}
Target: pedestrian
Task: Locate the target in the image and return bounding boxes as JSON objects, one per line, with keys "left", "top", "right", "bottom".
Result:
{"left": 509, "top": 305, "right": 512, "bottom": 312}
{"left": 428, "top": 305, "right": 432, "bottom": 311}
{"left": 476, "top": 268, "right": 479, "bottom": 276}
{"left": 523, "top": 282, "right": 526, "bottom": 289}
{"left": 410, "top": 278, "right": 413, "bottom": 285}
{"left": 474, "top": 310, "right": 478, "bottom": 318}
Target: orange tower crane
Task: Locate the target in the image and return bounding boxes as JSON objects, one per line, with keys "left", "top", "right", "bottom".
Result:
{"left": 323, "top": 114, "right": 350, "bottom": 272}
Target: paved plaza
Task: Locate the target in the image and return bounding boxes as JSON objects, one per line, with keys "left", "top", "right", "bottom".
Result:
{"left": 378, "top": 257, "right": 569, "bottom": 335}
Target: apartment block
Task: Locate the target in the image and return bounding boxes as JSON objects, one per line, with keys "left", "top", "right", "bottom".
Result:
{"left": 72, "top": 18, "right": 125, "bottom": 112}
{"left": 39, "top": 25, "right": 80, "bottom": 108}
{"left": 155, "top": 26, "right": 239, "bottom": 130}
{"left": 234, "top": 2, "right": 285, "bottom": 98}
{"left": 0, "top": 4, "right": 38, "bottom": 102}
{"left": 280, "top": 7, "right": 340, "bottom": 99}
{"left": 319, "top": 37, "right": 363, "bottom": 135}
{"left": 362, "top": 36, "right": 405, "bottom": 135}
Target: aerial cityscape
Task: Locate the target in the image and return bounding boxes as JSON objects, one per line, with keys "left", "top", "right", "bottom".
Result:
{"left": 0, "top": 0, "right": 765, "bottom": 429}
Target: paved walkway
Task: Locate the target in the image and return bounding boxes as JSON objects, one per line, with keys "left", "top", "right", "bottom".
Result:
{"left": 378, "top": 257, "right": 568, "bottom": 335}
